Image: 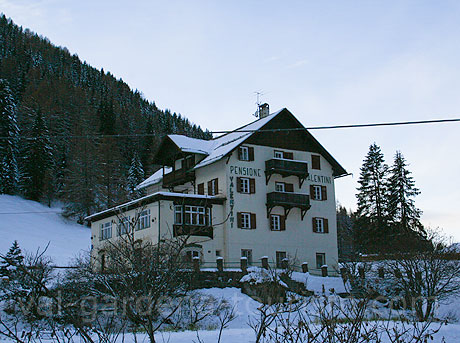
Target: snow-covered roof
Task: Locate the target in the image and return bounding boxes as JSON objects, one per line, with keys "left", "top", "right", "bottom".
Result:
{"left": 136, "top": 167, "right": 172, "bottom": 190}
{"left": 137, "top": 109, "right": 283, "bottom": 189}
{"left": 85, "top": 191, "right": 225, "bottom": 221}
{"left": 168, "top": 135, "right": 214, "bottom": 155}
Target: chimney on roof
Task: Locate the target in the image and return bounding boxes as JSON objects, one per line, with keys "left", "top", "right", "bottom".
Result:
{"left": 258, "top": 103, "right": 269, "bottom": 119}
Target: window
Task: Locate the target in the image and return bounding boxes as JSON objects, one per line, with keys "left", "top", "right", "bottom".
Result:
{"left": 238, "top": 146, "right": 254, "bottom": 161}
{"left": 275, "top": 182, "right": 285, "bottom": 192}
{"left": 216, "top": 250, "right": 222, "bottom": 257}
{"left": 241, "top": 249, "right": 253, "bottom": 265}
{"left": 276, "top": 251, "right": 287, "bottom": 269}
{"left": 312, "top": 155, "right": 321, "bottom": 170}
{"left": 237, "top": 177, "right": 255, "bottom": 194}
{"left": 274, "top": 150, "right": 284, "bottom": 159}
{"left": 274, "top": 150, "right": 293, "bottom": 159}
{"left": 315, "top": 218, "right": 324, "bottom": 233}
{"left": 174, "top": 205, "right": 183, "bottom": 224}
{"left": 100, "top": 222, "right": 112, "bottom": 240}
{"left": 138, "top": 209, "right": 150, "bottom": 230}
{"left": 197, "top": 183, "right": 205, "bottom": 195}
{"left": 185, "top": 250, "right": 200, "bottom": 262}
{"left": 208, "top": 178, "right": 218, "bottom": 195}
{"left": 118, "top": 216, "right": 130, "bottom": 235}
{"left": 312, "top": 217, "right": 329, "bottom": 233}
{"left": 238, "top": 212, "right": 256, "bottom": 229}
{"left": 316, "top": 253, "right": 326, "bottom": 269}
{"left": 175, "top": 205, "right": 210, "bottom": 226}
{"left": 271, "top": 215, "right": 280, "bottom": 231}
{"left": 310, "top": 185, "right": 327, "bottom": 201}
{"left": 185, "top": 206, "right": 206, "bottom": 225}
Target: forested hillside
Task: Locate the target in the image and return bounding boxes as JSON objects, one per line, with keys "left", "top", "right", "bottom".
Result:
{"left": 0, "top": 15, "right": 211, "bottom": 222}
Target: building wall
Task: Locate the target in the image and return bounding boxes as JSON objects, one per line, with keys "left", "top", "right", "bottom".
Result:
{"left": 223, "top": 144, "right": 338, "bottom": 272}
{"left": 91, "top": 144, "right": 338, "bottom": 274}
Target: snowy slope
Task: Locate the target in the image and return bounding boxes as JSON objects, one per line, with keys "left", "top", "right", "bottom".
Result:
{"left": 0, "top": 195, "right": 90, "bottom": 265}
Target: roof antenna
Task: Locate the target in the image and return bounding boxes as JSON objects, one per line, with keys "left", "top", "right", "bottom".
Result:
{"left": 253, "top": 91, "right": 270, "bottom": 119}
{"left": 253, "top": 90, "right": 264, "bottom": 117}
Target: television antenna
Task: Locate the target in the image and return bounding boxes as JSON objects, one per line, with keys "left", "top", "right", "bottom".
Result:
{"left": 253, "top": 90, "right": 265, "bottom": 117}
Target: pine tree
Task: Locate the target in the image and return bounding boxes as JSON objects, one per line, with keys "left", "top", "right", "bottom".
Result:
{"left": 22, "top": 108, "right": 53, "bottom": 201}
{"left": 0, "top": 240, "right": 24, "bottom": 276}
{"left": 386, "top": 151, "right": 425, "bottom": 248}
{"left": 354, "top": 143, "right": 389, "bottom": 253}
{"left": 127, "top": 152, "right": 145, "bottom": 200}
{"left": 0, "top": 79, "right": 19, "bottom": 194}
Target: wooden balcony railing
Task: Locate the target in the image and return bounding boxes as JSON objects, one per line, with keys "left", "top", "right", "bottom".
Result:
{"left": 266, "top": 191, "right": 311, "bottom": 220}
{"left": 162, "top": 168, "right": 195, "bottom": 188}
{"left": 173, "top": 225, "right": 213, "bottom": 239}
{"left": 265, "top": 159, "right": 308, "bottom": 187}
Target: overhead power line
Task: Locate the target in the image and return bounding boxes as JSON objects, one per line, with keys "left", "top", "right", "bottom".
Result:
{"left": 0, "top": 117, "right": 459, "bottom": 141}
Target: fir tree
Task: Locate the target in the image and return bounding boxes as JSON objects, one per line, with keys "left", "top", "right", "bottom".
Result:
{"left": 0, "top": 240, "right": 24, "bottom": 276}
{"left": 127, "top": 152, "right": 145, "bottom": 200}
{"left": 386, "top": 151, "right": 425, "bottom": 248}
{"left": 0, "top": 79, "right": 19, "bottom": 194}
{"left": 22, "top": 108, "right": 53, "bottom": 201}
{"left": 354, "top": 143, "right": 389, "bottom": 253}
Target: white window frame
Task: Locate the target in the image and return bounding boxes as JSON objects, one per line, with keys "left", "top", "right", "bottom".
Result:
{"left": 210, "top": 178, "right": 217, "bottom": 195}
{"left": 100, "top": 222, "right": 112, "bottom": 240}
{"left": 241, "top": 177, "right": 250, "bottom": 194}
{"left": 271, "top": 215, "right": 281, "bottom": 231}
{"left": 118, "top": 216, "right": 130, "bottom": 235}
{"left": 313, "top": 185, "right": 322, "bottom": 200}
{"left": 138, "top": 209, "right": 151, "bottom": 230}
{"left": 241, "top": 249, "right": 253, "bottom": 265}
{"left": 316, "top": 253, "right": 326, "bottom": 269}
{"left": 240, "top": 146, "right": 249, "bottom": 161}
{"left": 275, "top": 182, "right": 285, "bottom": 192}
{"left": 315, "top": 217, "right": 324, "bottom": 233}
{"left": 241, "top": 212, "right": 251, "bottom": 229}
{"left": 274, "top": 150, "right": 284, "bottom": 159}
{"left": 174, "top": 205, "right": 183, "bottom": 225}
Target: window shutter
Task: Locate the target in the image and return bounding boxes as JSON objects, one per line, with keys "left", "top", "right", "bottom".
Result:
{"left": 285, "top": 183, "right": 294, "bottom": 193}
{"left": 207, "top": 180, "right": 212, "bottom": 195}
{"left": 215, "top": 178, "right": 219, "bottom": 195}
{"left": 310, "top": 185, "right": 315, "bottom": 199}
{"left": 284, "top": 152, "right": 294, "bottom": 160}
{"left": 237, "top": 177, "right": 242, "bottom": 193}
{"left": 312, "top": 155, "right": 321, "bottom": 170}
{"left": 249, "top": 178, "right": 256, "bottom": 193}
{"left": 237, "top": 212, "right": 242, "bottom": 228}
{"left": 238, "top": 147, "right": 243, "bottom": 160}
{"left": 198, "top": 183, "right": 204, "bottom": 195}
{"left": 321, "top": 186, "right": 327, "bottom": 201}
{"left": 250, "top": 213, "right": 256, "bottom": 229}
{"left": 280, "top": 216, "right": 286, "bottom": 231}
{"left": 312, "top": 217, "right": 317, "bottom": 232}
{"left": 248, "top": 147, "right": 254, "bottom": 161}
{"left": 324, "top": 218, "right": 329, "bottom": 233}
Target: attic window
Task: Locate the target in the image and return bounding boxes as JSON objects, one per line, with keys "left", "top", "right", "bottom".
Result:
{"left": 312, "top": 155, "right": 321, "bottom": 170}
{"left": 238, "top": 146, "right": 254, "bottom": 161}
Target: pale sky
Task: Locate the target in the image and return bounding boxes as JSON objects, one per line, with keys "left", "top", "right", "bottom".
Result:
{"left": 2, "top": 0, "right": 460, "bottom": 240}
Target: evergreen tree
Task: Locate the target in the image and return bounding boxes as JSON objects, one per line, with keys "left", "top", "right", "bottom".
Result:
{"left": 0, "top": 79, "right": 19, "bottom": 194}
{"left": 386, "top": 151, "right": 426, "bottom": 249}
{"left": 127, "top": 152, "right": 145, "bottom": 199}
{"left": 0, "top": 240, "right": 24, "bottom": 276}
{"left": 354, "top": 143, "right": 389, "bottom": 253}
{"left": 22, "top": 108, "right": 53, "bottom": 201}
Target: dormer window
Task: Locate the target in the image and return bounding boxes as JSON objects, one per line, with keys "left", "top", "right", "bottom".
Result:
{"left": 274, "top": 150, "right": 283, "bottom": 159}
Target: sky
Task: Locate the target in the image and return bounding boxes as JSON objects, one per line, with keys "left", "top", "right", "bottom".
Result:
{"left": 1, "top": 0, "right": 460, "bottom": 240}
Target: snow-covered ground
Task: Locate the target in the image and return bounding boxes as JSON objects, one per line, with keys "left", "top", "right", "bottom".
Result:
{"left": 0, "top": 195, "right": 90, "bottom": 265}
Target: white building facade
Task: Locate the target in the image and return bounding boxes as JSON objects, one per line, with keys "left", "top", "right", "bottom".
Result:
{"left": 86, "top": 107, "right": 347, "bottom": 274}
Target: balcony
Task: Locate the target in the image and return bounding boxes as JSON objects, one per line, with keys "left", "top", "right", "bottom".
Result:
{"left": 265, "top": 159, "right": 308, "bottom": 187}
{"left": 266, "top": 191, "right": 311, "bottom": 220}
{"left": 162, "top": 168, "right": 195, "bottom": 188}
{"left": 173, "top": 225, "right": 213, "bottom": 239}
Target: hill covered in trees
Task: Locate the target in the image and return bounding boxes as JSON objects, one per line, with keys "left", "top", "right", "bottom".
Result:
{"left": 0, "top": 14, "right": 211, "bottom": 222}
